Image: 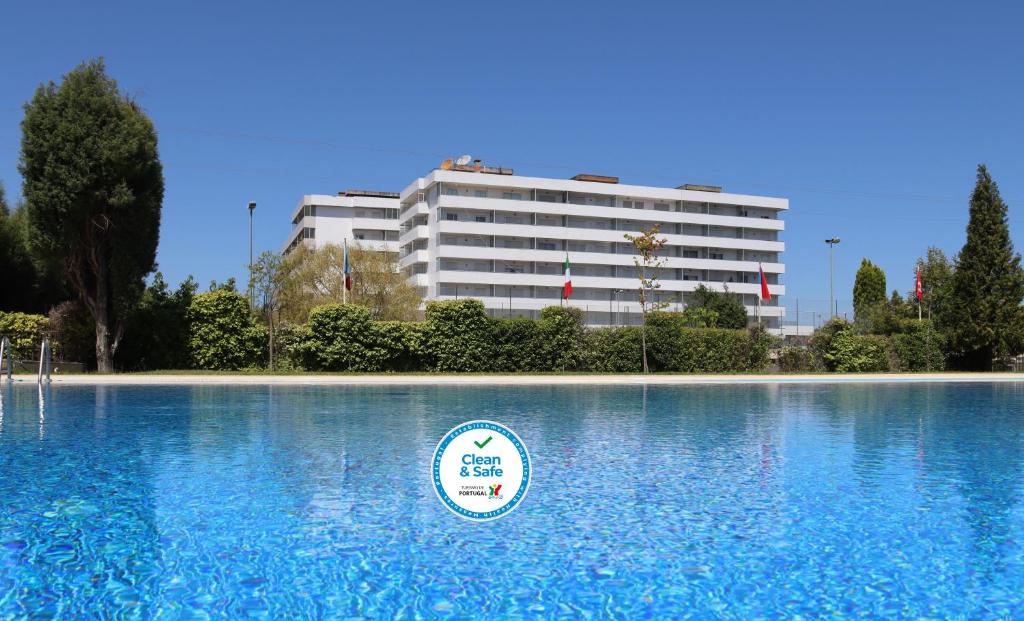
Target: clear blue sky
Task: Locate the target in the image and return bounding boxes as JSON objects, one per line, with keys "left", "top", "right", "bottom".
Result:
{"left": 2, "top": 1, "right": 1022, "bottom": 322}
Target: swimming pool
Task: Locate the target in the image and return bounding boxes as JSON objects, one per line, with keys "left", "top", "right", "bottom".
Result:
{"left": 1, "top": 382, "right": 1023, "bottom": 618}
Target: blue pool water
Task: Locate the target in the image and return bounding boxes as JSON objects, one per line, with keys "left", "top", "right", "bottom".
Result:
{"left": 1, "top": 382, "right": 1024, "bottom": 618}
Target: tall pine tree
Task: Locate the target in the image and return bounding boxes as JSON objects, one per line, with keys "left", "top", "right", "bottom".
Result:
{"left": 946, "top": 165, "right": 1024, "bottom": 370}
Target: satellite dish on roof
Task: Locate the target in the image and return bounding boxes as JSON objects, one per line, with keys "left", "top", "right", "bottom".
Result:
{"left": 456, "top": 155, "right": 472, "bottom": 166}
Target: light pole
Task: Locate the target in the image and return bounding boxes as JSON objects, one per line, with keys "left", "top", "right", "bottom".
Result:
{"left": 248, "top": 201, "right": 256, "bottom": 308}
{"left": 825, "top": 237, "right": 840, "bottom": 318}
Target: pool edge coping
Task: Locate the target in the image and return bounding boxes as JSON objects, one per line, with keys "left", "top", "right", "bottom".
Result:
{"left": 6, "top": 373, "right": 1024, "bottom": 386}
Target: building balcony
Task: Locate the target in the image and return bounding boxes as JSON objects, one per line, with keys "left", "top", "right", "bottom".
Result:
{"left": 399, "top": 225, "right": 430, "bottom": 246}
{"left": 439, "top": 195, "right": 785, "bottom": 231}
{"left": 437, "top": 220, "right": 784, "bottom": 253}
{"left": 435, "top": 243, "right": 784, "bottom": 274}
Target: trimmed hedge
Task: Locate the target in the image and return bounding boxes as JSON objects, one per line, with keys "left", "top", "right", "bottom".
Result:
{"left": 287, "top": 302, "right": 773, "bottom": 374}
{"left": 422, "top": 300, "right": 494, "bottom": 372}
{"left": 890, "top": 324, "right": 945, "bottom": 371}
{"left": 823, "top": 331, "right": 891, "bottom": 373}
{"left": 187, "top": 290, "right": 266, "bottom": 370}
{"left": 0, "top": 311, "right": 48, "bottom": 359}
{"left": 584, "top": 327, "right": 644, "bottom": 372}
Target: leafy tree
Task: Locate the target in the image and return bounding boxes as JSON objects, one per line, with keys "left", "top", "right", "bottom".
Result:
{"left": 208, "top": 277, "right": 237, "bottom": 292}
{"left": 279, "top": 243, "right": 422, "bottom": 323}
{"left": 117, "top": 273, "right": 197, "bottom": 370}
{"left": 915, "top": 246, "right": 955, "bottom": 325}
{"left": 624, "top": 225, "right": 668, "bottom": 372}
{"left": 19, "top": 59, "right": 163, "bottom": 372}
{"left": 0, "top": 184, "right": 63, "bottom": 312}
{"left": 251, "top": 251, "right": 285, "bottom": 370}
{"left": 687, "top": 284, "right": 747, "bottom": 329}
{"left": 945, "top": 165, "right": 1024, "bottom": 369}
{"left": 853, "top": 259, "right": 886, "bottom": 322}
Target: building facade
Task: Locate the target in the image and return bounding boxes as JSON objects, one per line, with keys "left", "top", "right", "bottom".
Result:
{"left": 284, "top": 190, "right": 400, "bottom": 255}
{"left": 286, "top": 164, "right": 787, "bottom": 327}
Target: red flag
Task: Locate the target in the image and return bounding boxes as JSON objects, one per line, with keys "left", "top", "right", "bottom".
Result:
{"left": 759, "top": 263, "right": 771, "bottom": 301}
{"left": 915, "top": 268, "right": 923, "bottom": 301}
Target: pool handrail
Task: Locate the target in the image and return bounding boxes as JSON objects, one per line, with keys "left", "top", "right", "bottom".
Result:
{"left": 0, "top": 336, "right": 10, "bottom": 382}
{"left": 37, "top": 338, "right": 51, "bottom": 384}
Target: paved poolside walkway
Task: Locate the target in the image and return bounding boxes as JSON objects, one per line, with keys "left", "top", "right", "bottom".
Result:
{"left": 5, "top": 373, "right": 1024, "bottom": 385}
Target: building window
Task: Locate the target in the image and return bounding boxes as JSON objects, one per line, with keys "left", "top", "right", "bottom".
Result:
{"left": 446, "top": 188, "right": 459, "bottom": 196}
{"left": 303, "top": 227, "right": 315, "bottom": 239}
{"left": 654, "top": 202, "right": 670, "bottom": 211}
{"left": 446, "top": 213, "right": 458, "bottom": 221}
{"left": 710, "top": 252, "right": 724, "bottom": 260}
{"left": 475, "top": 216, "right": 487, "bottom": 222}
{"left": 538, "top": 242, "right": 557, "bottom": 251}
{"left": 475, "top": 190, "right": 488, "bottom": 198}
{"left": 502, "top": 192, "right": 522, "bottom": 200}
{"left": 683, "top": 250, "right": 699, "bottom": 258}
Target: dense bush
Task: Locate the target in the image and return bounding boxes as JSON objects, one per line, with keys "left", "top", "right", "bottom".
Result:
{"left": 492, "top": 318, "right": 542, "bottom": 372}
{"left": 890, "top": 324, "right": 945, "bottom": 371}
{"left": 422, "top": 299, "right": 494, "bottom": 372}
{"left": 777, "top": 347, "right": 823, "bottom": 372}
{"left": 299, "top": 304, "right": 381, "bottom": 371}
{"left": 272, "top": 321, "right": 306, "bottom": 372}
{"left": 583, "top": 327, "right": 644, "bottom": 372}
{"left": 374, "top": 320, "right": 425, "bottom": 372}
{"left": 676, "top": 328, "right": 768, "bottom": 373}
{"left": 298, "top": 305, "right": 425, "bottom": 372}
{"left": 536, "top": 306, "right": 586, "bottom": 371}
{"left": 0, "top": 311, "right": 48, "bottom": 359}
{"left": 187, "top": 290, "right": 265, "bottom": 370}
{"left": 118, "top": 273, "right": 196, "bottom": 371}
{"left": 809, "top": 318, "right": 853, "bottom": 371}
{"left": 823, "top": 331, "right": 892, "bottom": 373}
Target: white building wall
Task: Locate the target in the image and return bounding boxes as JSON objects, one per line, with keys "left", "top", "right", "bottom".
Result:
{"left": 286, "top": 168, "right": 788, "bottom": 328}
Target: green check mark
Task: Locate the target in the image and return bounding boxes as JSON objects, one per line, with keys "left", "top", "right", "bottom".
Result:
{"left": 474, "top": 435, "right": 493, "bottom": 449}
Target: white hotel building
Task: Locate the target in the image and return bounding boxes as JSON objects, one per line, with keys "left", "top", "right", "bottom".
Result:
{"left": 285, "top": 163, "right": 786, "bottom": 327}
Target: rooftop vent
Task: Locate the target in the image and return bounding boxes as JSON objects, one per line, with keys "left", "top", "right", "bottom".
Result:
{"left": 678, "top": 183, "right": 722, "bottom": 193}
{"left": 339, "top": 189, "right": 400, "bottom": 199}
{"left": 571, "top": 174, "right": 619, "bottom": 184}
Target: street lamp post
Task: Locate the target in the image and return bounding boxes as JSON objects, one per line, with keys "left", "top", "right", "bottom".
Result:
{"left": 825, "top": 237, "right": 840, "bottom": 318}
{"left": 248, "top": 201, "right": 256, "bottom": 308}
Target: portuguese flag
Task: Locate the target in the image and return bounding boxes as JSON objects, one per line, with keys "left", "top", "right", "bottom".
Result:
{"left": 562, "top": 254, "right": 573, "bottom": 299}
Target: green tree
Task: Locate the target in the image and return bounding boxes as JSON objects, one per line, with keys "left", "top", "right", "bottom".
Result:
{"left": 251, "top": 251, "right": 285, "bottom": 370}
{"left": 0, "top": 184, "right": 62, "bottom": 312}
{"left": 915, "top": 246, "right": 955, "bottom": 325}
{"left": 278, "top": 243, "right": 422, "bottom": 323}
{"left": 117, "top": 273, "right": 197, "bottom": 370}
{"left": 624, "top": 225, "right": 668, "bottom": 372}
{"left": 945, "top": 165, "right": 1024, "bottom": 369}
{"left": 19, "top": 59, "right": 164, "bottom": 372}
{"left": 687, "top": 284, "right": 747, "bottom": 329}
{"left": 853, "top": 258, "right": 886, "bottom": 322}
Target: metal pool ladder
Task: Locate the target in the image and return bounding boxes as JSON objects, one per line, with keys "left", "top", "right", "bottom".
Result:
{"left": 37, "top": 338, "right": 51, "bottom": 384}
{"left": 0, "top": 336, "right": 11, "bottom": 382}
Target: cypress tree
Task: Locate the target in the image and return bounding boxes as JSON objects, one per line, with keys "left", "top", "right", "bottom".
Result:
{"left": 19, "top": 59, "right": 164, "bottom": 372}
{"left": 946, "top": 165, "right": 1024, "bottom": 370}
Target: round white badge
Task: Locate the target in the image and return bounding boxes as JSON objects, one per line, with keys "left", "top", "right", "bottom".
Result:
{"left": 431, "top": 420, "right": 531, "bottom": 521}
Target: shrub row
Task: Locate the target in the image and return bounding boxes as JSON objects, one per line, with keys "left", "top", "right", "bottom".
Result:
{"left": 780, "top": 318, "right": 946, "bottom": 373}
{"left": 285, "top": 300, "right": 773, "bottom": 373}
